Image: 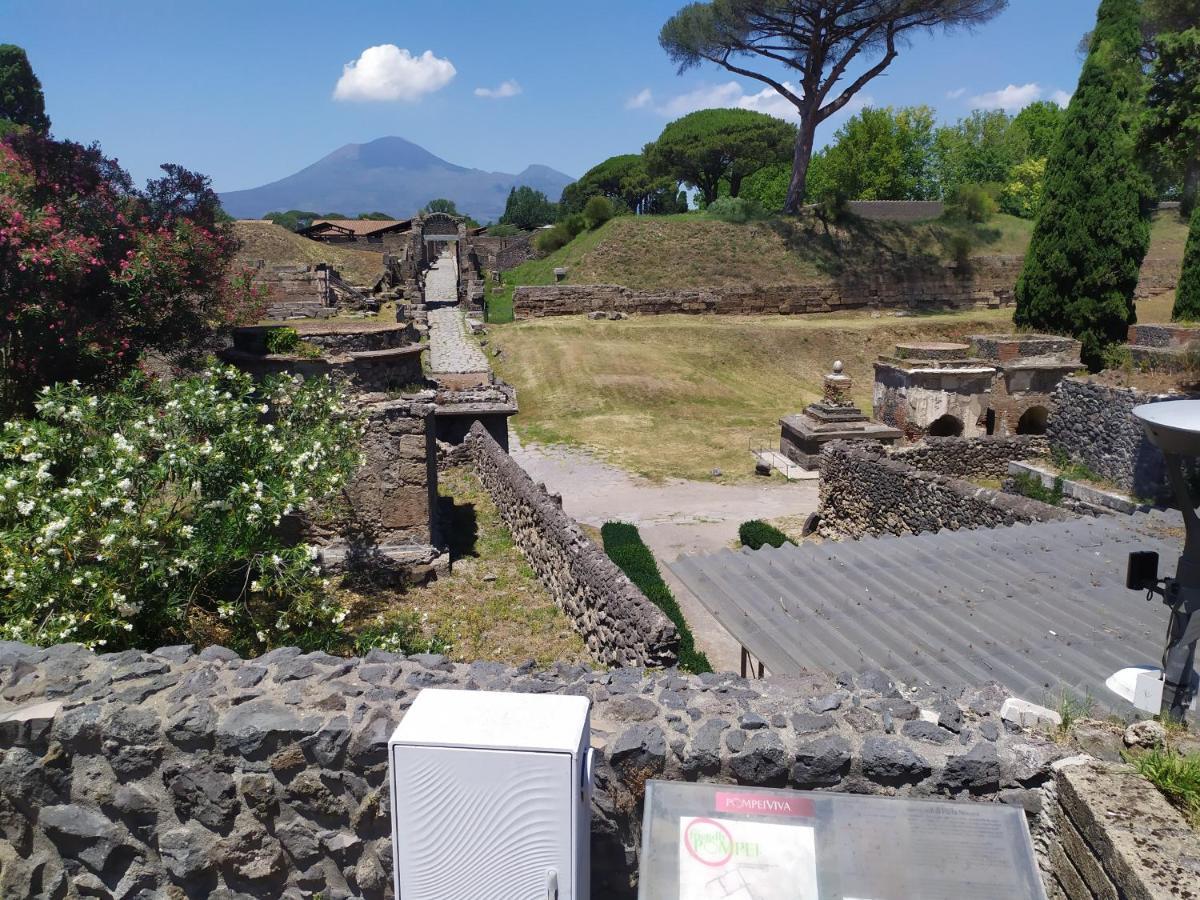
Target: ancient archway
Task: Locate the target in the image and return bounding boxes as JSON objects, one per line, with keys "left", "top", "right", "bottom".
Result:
{"left": 1017, "top": 406, "right": 1050, "bottom": 435}
{"left": 927, "top": 414, "right": 964, "bottom": 437}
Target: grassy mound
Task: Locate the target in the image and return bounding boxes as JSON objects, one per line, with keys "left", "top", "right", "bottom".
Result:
{"left": 485, "top": 209, "right": 1184, "bottom": 324}
{"left": 601, "top": 521, "right": 712, "bottom": 674}
{"left": 233, "top": 220, "right": 385, "bottom": 286}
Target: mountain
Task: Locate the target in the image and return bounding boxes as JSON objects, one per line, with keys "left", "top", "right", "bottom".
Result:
{"left": 219, "top": 137, "right": 575, "bottom": 223}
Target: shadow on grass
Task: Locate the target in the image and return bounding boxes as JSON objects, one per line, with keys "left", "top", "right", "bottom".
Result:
{"left": 438, "top": 494, "right": 479, "bottom": 561}
{"left": 770, "top": 212, "right": 1003, "bottom": 281}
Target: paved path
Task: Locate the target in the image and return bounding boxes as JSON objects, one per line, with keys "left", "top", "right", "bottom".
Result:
{"left": 424, "top": 252, "right": 458, "bottom": 304}
{"left": 425, "top": 252, "right": 489, "bottom": 375}
{"left": 511, "top": 435, "right": 819, "bottom": 672}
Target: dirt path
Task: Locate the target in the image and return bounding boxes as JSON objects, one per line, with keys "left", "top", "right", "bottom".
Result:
{"left": 511, "top": 435, "right": 818, "bottom": 672}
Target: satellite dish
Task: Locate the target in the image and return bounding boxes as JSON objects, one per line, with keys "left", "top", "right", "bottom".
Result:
{"left": 1133, "top": 400, "right": 1200, "bottom": 455}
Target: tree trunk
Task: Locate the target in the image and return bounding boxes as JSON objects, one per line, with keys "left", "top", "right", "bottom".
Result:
{"left": 729, "top": 172, "right": 743, "bottom": 198}
{"left": 1182, "top": 156, "right": 1199, "bottom": 220}
{"left": 784, "top": 116, "right": 818, "bottom": 214}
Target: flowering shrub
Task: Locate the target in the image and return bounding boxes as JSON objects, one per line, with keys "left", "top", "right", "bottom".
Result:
{"left": 0, "top": 366, "right": 364, "bottom": 653}
{"left": 0, "top": 130, "right": 266, "bottom": 415}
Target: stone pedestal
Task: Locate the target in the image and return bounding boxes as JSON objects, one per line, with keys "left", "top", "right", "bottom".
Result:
{"left": 779, "top": 362, "right": 902, "bottom": 469}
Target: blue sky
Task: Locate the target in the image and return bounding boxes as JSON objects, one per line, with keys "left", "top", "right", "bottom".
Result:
{"left": 6, "top": 0, "right": 1099, "bottom": 191}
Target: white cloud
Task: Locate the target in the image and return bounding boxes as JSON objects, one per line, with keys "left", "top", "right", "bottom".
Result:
{"left": 655, "top": 81, "right": 746, "bottom": 117}
{"left": 969, "top": 83, "right": 1044, "bottom": 112}
{"left": 475, "top": 79, "right": 522, "bottom": 99}
{"left": 333, "top": 45, "right": 455, "bottom": 102}
{"left": 625, "top": 88, "right": 654, "bottom": 110}
{"left": 946, "top": 87, "right": 967, "bottom": 99}
{"left": 1050, "top": 89, "right": 1072, "bottom": 108}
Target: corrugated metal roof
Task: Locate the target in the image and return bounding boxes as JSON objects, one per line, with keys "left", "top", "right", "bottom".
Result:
{"left": 669, "top": 514, "right": 1187, "bottom": 712}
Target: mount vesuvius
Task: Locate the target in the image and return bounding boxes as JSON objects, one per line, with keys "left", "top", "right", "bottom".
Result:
{"left": 219, "top": 137, "right": 574, "bottom": 223}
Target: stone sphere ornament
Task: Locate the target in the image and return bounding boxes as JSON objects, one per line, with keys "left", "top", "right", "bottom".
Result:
{"left": 832, "top": 360, "right": 844, "bottom": 374}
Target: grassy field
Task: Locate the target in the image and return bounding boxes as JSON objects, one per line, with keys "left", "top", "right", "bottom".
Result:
{"left": 341, "top": 466, "right": 589, "bottom": 666}
{"left": 492, "top": 307, "right": 1024, "bottom": 481}
{"left": 233, "top": 220, "right": 386, "bottom": 285}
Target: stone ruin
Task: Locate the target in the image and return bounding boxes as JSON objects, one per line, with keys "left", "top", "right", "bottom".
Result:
{"left": 250, "top": 263, "right": 374, "bottom": 321}
{"left": 779, "top": 361, "right": 901, "bottom": 470}
{"left": 221, "top": 322, "right": 447, "bottom": 585}
{"left": 873, "top": 334, "right": 1081, "bottom": 441}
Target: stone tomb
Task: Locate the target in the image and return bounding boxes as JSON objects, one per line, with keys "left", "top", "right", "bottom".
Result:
{"left": 779, "top": 362, "right": 901, "bottom": 469}
{"left": 873, "top": 335, "right": 1080, "bottom": 441}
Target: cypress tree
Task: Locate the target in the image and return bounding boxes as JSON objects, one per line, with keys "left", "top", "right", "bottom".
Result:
{"left": 1174, "top": 204, "right": 1200, "bottom": 322}
{"left": 0, "top": 45, "right": 50, "bottom": 132}
{"left": 1013, "top": 0, "right": 1151, "bottom": 367}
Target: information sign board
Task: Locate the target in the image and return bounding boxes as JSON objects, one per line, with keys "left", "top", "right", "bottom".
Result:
{"left": 638, "top": 781, "right": 1046, "bottom": 900}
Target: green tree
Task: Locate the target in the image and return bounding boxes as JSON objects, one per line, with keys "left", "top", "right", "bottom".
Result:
{"left": 932, "top": 109, "right": 1024, "bottom": 195}
{"left": 644, "top": 108, "right": 794, "bottom": 206}
{"left": 806, "top": 106, "right": 937, "bottom": 201}
{"left": 1000, "top": 157, "right": 1048, "bottom": 218}
{"left": 1144, "top": 26, "right": 1200, "bottom": 216}
{"left": 0, "top": 44, "right": 49, "bottom": 133}
{"left": 583, "top": 195, "right": 615, "bottom": 230}
{"left": 1014, "top": 0, "right": 1152, "bottom": 368}
{"left": 1174, "top": 203, "right": 1200, "bottom": 321}
{"left": 658, "top": 0, "right": 1007, "bottom": 212}
{"left": 560, "top": 154, "right": 681, "bottom": 216}
{"left": 1011, "top": 100, "right": 1066, "bottom": 159}
{"left": 739, "top": 161, "right": 791, "bottom": 210}
{"left": 421, "top": 198, "right": 460, "bottom": 215}
{"left": 357, "top": 210, "right": 396, "bottom": 220}
{"left": 499, "top": 186, "right": 557, "bottom": 229}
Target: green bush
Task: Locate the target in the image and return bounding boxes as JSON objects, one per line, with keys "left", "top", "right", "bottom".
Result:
{"left": 946, "top": 182, "right": 999, "bottom": 222}
{"left": 0, "top": 367, "right": 364, "bottom": 654}
{"left": 1010, "top": 471, "right": 1064, "bottom": 506}
{"left": 705, "top": 196, "right": 767, "bottom": 224}
{"left": 738, "top": 520, "right": 794, "bottom": 550}
{"left": 486, "top": 223, "right": 520, "bottom": 237}
{"left": 562, "top": 213, "right": 588, "bottom": 238}
{"left": 583, "top": 195, "right": 614, "bottom": 230}
{"left": 534, "top": 224, "right": 571, "bottom": 254}
{"left": 601, "top": 521, "right": 712, "bottom": 673}
{"left": 263, "top": 327, "right": 300, "bottom": 355}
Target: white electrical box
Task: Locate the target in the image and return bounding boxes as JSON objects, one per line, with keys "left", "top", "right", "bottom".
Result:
{"left": 389, "top": 688, "right": 593, "bottom": 900}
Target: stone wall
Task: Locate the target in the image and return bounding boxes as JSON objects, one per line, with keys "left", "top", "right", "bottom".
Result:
{"left": 468, "top": 233, "right": 536, "bottom": 272}
{"left": 299, "top": 396, "right": 444, "bottom": 583}
{"left": 1050, "top": 761, "right": 1200, "bottom": 899}
{"left": 464, "top": 423, "right": 679, "bottom": 668}
{"left": 220, "top": 347, "right": 425, "bottom": 395}
{"left": 819, "top": 441, "right": 1072, "bottom": 539}
{"left": 846, "top": 200, "right": 946, "bottom": 221}
{"left": 0, "top": 642, "right": 1080, "bottom": 899}
{"left": 892, "top": 435, "right": 1049, "bottom": 479}
{"left": 513, "top": 257, "right": 1024, "bottom": 319}
{"left": 1047, "top": 377, "right": 1188, "bottom": 500}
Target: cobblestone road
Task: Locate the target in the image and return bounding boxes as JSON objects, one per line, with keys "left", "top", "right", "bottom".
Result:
{"left": 426, "top": 252, "right": 489, "bottom": 374}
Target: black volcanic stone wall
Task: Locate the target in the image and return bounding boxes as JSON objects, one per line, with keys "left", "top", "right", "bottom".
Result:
{"left": 0, "top": 642, "right": 1072, "bottom": 899}
{"left": 465, "top": 423, "right": 679, "bottom": 668}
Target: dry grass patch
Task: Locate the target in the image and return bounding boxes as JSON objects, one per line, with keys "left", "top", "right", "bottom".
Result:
{"left": 492, "top": 308, "right": 1014, "bottom": 481}
{"left": 233, "top": 220, "right": 385, "bottom": 285}
{"left": 341, "top": 466, "right": 589, "bottom": 666}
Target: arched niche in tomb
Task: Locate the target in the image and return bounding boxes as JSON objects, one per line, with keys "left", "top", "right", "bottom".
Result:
{"left": 1017, "top": 406, "right": 1050, "bottom": 436}
{"left": 927, "top": 413, "right": 964, "bottom": 437}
